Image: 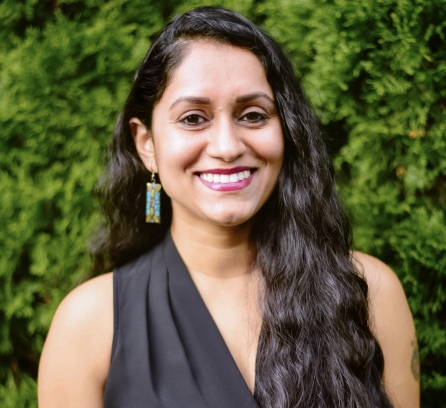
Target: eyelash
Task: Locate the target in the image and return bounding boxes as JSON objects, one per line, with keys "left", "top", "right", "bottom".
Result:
{"left": 179, "top": 111, "right": 269, "bottom": 126}
{"left": 179, "top": 114, "right": 206, "bottom": 126}
{"left": 241, "top": 112, "right": 268, "bottom": 123}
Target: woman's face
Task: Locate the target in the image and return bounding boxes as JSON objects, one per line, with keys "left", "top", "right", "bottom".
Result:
{"left": 136, "top": 41, "right": 284, "bottom": 228}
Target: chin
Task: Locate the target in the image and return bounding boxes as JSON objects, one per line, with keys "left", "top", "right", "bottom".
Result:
{"left": 205, "top": 209, "right": 255, "bottom": 227}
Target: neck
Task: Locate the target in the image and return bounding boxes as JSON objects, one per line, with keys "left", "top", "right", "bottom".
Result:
{"left": 170, "top": 215, "right": 254, "bottom": 279}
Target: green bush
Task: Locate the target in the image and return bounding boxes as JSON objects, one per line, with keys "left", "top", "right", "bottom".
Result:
{"left": 0, "top": 0, "right": 444, "bottom": 405}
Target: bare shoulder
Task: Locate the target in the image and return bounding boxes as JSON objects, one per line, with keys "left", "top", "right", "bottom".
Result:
{"left": 352, "top": 252, "right": 405, "bottom": 308}
{"left": 38, "top": 273, "right": 114, "bottom": 408}
{"left": 49, "top": 273, "right": 113, "bottom": 332}
{"left": 352, "top": 252, "right": 414, "bottom": 338}
{"left": 352, "top": 252, "right": 420, "bottom": 408}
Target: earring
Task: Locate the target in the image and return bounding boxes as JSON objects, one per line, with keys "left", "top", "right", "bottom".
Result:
{"left": 146, "top": 172, "right": 161, "bottom": 223}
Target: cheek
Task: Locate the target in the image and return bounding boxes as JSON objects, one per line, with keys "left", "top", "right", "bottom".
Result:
{"left": 252, "top": 131, "right": 284, "bottom": 170}
{"left": 154, "top": 134, "right": 203, "bottom": 185}
{"left": 269, "top": 140, "right": 284, "bottom": 168}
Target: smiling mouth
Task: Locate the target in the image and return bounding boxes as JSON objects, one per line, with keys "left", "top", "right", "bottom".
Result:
{"left": 199, "top": 169, "right": 255, "bottom": 184}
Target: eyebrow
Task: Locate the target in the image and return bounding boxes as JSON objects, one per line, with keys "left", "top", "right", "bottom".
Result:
{"left": 169, "top": 97, "right": 211, "bottom": 110}
{"left": 169, "top": 92, "right": 275, "bottom": 110}
{"left": 235, "top": 92, "right": 275, "bottom": 104}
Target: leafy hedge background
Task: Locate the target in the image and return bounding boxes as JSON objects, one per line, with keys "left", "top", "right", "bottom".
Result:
{"left": 0, "top": 0, "right": 445, "bottom": 406}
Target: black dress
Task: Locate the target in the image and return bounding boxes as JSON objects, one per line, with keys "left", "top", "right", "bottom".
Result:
{"left": 103, "top": 232, "right": 260, "bottom": 408}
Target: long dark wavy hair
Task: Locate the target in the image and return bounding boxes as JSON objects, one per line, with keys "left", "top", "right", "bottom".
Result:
{"left": 91, "top": 6, "right": 393, "bottom": 408}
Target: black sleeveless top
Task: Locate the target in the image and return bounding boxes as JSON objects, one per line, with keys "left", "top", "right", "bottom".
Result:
{"left": 103, "top": 232, "right": 260, "bottom": 408}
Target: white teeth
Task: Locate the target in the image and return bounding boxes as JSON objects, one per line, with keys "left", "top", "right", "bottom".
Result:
{"left": 199, "top": 169, "right": 252, "bottom": 183}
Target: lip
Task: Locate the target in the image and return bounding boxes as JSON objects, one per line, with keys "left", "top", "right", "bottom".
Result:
{"left": 197, "top": 166, "right": 252, "bottom": 175}
{"left": 197, "top": 170, "right": 255, "bottom": 192}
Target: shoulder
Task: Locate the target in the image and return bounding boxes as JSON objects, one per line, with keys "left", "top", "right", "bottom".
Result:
{"left": 38, "top": 273, "right": 114, "bottom": 407}
{"left": 351, "top": 252, "right": 413, "bottom": 333}
{"left": 352, "top": 252, "right": 420, "bottom": 408}
{"left": 52, "top": 272, "right": 114, "bottom": 330}
{"left": 43, "top": 273, "right": 114, "bottom": 354}
{"left": 352, "top": 252, "right": 405, "bottom": 312}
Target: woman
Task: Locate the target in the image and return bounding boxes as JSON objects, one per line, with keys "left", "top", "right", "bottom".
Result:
{"left": 38, "top": 7, "right": 419, "bottom": 408}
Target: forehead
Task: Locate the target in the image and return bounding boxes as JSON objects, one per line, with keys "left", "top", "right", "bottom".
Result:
{"left": 161, "top": 40, "right": 272, "bottom": 100}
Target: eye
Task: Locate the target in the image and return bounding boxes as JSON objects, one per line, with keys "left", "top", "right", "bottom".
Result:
{"left": 239, "top": 111, "right": 268, "bottom": 123}
{"left": 179, "top": 114, "right": 207, "bottom": 126}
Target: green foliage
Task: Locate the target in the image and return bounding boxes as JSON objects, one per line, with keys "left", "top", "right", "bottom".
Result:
{"left": 0, "top": 0, "right": 444, "bottom": 405}
{"left": 0, "top": 371, "right": 37, "bottom": 408}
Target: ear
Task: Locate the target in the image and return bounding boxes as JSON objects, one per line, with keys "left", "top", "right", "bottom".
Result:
{"left": 129, "top": 117, "right": 158, "bottom": 173}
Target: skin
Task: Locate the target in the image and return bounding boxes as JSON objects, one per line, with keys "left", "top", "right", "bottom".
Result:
{"left": 38, "top": 42, "right": 420, "bottom": 407}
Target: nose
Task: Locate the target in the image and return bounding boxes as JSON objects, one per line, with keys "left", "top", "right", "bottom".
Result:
{"left": 206, "top": 116, "right": 246, "bottom": 162}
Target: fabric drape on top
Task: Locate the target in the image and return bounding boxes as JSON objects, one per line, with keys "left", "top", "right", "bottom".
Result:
{"left": 104, "top": 232, "right": 260, "bottom": 408}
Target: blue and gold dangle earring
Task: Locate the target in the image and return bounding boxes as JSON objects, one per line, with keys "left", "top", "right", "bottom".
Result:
{"left": 146, "top": 172, "right": 162, "bottom": 223}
